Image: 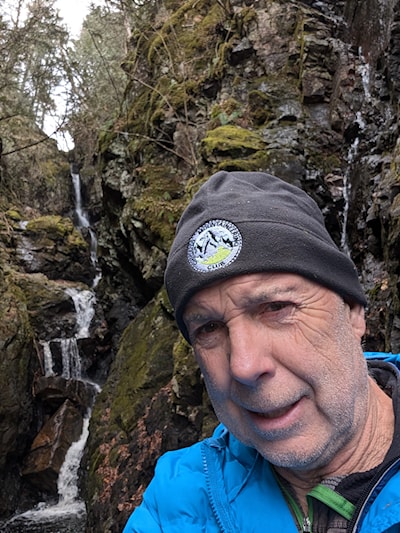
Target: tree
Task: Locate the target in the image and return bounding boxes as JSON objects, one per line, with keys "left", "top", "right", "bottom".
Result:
{"left": 65, "top": 3, "right": 128, "bottom": 159}
{"left": 0, "top": 0, "right": 72, "bottom": 206}
{"left": 0, "top": 0, "right": 71, "bottom": 129}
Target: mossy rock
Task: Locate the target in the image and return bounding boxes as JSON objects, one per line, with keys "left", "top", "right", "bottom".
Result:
{"left": 210, "top": 98, "right": 244, "bottom": 127}
{"left": 212, "top": 150, "right": 271, "bottom": 172}
{"left": 147, "top": 1, "right": 230, "bottom": 69}
{"left": 121, "top": 0, "right": 238, "bottom": 143}
{"left": 93, "top": 289, "right": 177, "bottom": 437}
{"left": 5, "top": 209, "right": 23, "bottom": 222}
{"left": 0, "top": 271, "right": 35, "bottom": 470}
{"left": 124, "top": 164, "right": 189, "bottom": 246}
{"left": 201, "top": 125, "right": 265, "bottom": 160}
{"left": 307, "top": 152, "right": 342, "bottom": 175}
{"left": 11, "top": 272, "right": 73, "bottom": 315}
{"left": 25, "top": 215, "right": 87, "bottom": 248}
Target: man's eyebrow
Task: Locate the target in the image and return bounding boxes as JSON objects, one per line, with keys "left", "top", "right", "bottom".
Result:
{"left": 183, "top": 309, "right": 222, "bottom": 325}
{"left": 240, "top": 284, "right": 299, "bottom": 306}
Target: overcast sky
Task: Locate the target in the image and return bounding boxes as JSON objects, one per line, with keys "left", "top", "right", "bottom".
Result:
{"left": 55, "top": 0, "right": 91, "bottom": 37}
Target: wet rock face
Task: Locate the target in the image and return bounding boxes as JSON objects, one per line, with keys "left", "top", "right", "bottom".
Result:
{"left": 0, "top": 209, "right": 108, "bottom": 518}
{"left": 14, "top": 215, "right": 95, "bottom": 284}
{"left": 85, "top": 0, "right": 400, "bottom": 530}
{"left": 0, "top": 275, "right": 35, "bottom": 474}
{"left": 22, "top": 400, "right": 84, "bottom": 493}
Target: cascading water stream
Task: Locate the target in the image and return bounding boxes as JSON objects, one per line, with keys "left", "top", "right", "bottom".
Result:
{"left": 1, "top": 167, "right": 100, "bottom": 533}
{"left": 340, "top": 49, "right": 371, "bottom": 256}
{"left": 2, "top": 318, "right": 98, "bottom": 532}
{"left": 2, "top": 419, "right": 90, "bottom": 533}
{"left": 71, "top": 169, "right": 101, "bottom": 288}
{"left": 340, "top": 131, "right": 360, "bottom": 256}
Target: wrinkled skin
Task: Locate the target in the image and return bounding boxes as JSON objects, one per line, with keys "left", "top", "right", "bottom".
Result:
{"left": 184, "top": 273, "right": 392, "bottom": 488}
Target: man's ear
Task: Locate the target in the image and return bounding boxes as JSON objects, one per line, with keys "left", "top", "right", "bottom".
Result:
{"left": 348, "top": 303, "right": 366, "bottom": 340}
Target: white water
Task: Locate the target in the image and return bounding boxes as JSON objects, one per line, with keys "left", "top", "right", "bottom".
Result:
{"left": 358, "top": 47, "right": 372, "bottom": 103}
{"left": 39, "top": 286, "right": 96, "bottom": 380}
{"left": 42, "top": 341, "right": 55, "bottom": 376}
{"left": 1, "top": 168, "right": 102, "bottom": 532}
{"left": 4, "top": 417, "right": 90, "bottom": 526}
{"left": 341, "top": 134, "right": 360, "bottom": 256}
{"left": 340, "top": 47, "right": 372, "bottom": 255}
{"left": 57, "top": 415, "right": 91, "bottom": 508}
{"left": 65, "top": 288, "right": 96, "bottom": 340}
{"left": 71, "top": 172, "right": 90, "bottom": 229}
{"left": 71, "top": 169, "right": 101, "bottom": 288}
{"left": 60, "top": 337, "right": 82, "bottom": 379}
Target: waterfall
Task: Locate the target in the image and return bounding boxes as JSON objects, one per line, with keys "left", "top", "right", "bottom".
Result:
{"left": 2, "top": 286, "right": 100, "bottom": 532}
{"left": 340, "top": 48, "right": 371, "bottom": 256}
{"left": 341, "top": 131, "right": 360, "bottom": 256}
{"left": 42, "top": 342, "right": 55, "bottom": 377}
{"left": 2, "top": 420, "right": 89, "bottom": 530}
{"left": 71, "top": 171, "right": 89, "bottom": 229}
{"left": 65, "top": 288, "right": 96, "bottom": 339}
{"left": 358, "top": 48, "right": 372, "bottom": 103}
{"left": 1, "top": 166, "right": 101, "bottom": 533}
{"left": 39, "top": 289, "right": 96, "bottom": 380}
{"left": 57, "top": 415, "right": 91, "bottom": 506}
{"left": 71, "top": 167, "right": 101, "bottom": 288}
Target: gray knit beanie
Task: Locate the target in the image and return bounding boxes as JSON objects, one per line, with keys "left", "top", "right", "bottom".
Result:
{"left": 165, "top": 170, "right": 367, "bottom": 342}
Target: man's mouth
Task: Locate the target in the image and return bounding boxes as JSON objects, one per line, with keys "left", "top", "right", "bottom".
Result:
{"left": 258, "top": 404, "right": 295, "bottom": 419}
{"left": 247, "top": 398, "right": 302, "bottom": 422}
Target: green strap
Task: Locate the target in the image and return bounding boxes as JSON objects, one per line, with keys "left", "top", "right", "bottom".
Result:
{"left": 308, "top": 484, "right": 355, "bottom": 521}
{"left": 279, "top": 482, "right": 306, "bottom": 528}
{"left": 276, "top": 475, "right": 354, "bottom": 530}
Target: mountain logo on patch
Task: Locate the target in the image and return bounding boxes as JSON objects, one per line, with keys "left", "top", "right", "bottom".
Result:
{"left": 187, "top": 219, "right": 242, "bottom": 272}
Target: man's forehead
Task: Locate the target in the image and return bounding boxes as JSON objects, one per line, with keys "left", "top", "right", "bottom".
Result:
{"left": 184, "top": 272, "right": 313, "bottom": 310}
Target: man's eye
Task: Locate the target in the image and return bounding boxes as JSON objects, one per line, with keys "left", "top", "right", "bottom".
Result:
{"left": 191, "top": 321, "right": 226, "bottom": 345}
{"left": 266, "top": 301, "right": 290, "bottom": 312}
{"left": 199, "top": 321, "right": 223, "bottom": 335}
{"left": 260, "top": 301, "right": 296, "bottom": 318}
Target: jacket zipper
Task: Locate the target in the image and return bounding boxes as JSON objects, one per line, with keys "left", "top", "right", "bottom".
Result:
{"left": 276, "top": 478, "right": 314, "bottom": 532}
{"left": 302, "top": 516, "right": 312, "bottom": 532}
{"left": 201, "top": 441, "right": 240, "bottom": 533}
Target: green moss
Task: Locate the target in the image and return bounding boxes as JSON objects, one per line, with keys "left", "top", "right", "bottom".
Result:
{"left": 118, "top": 1, "right": 245, "bottom": 163}
{"left": 247, "top": 90, "right": 274, "bottom": 125}
{"left": 307, "top": 152, "right": 341, "bottom": 175}
{"left": 237, "top": 6, "right": 257, "bottom": 27}
{"left": 124, "top": 164, "right": 189, "bottom": 245}
{"left": 5, "top": 209, "right": 22, "bottom": 222}
{"left": 41, "top": 160, "right": 70, "bottom": 186}
{"left": 12, "top": 272, "right": 71, "bottom": 313}
{"left": 212, "top": 150, "right": 273, "bottom": 172}
{"left": 210, "top": 98, "right": 243, "bottom": 127}
{"left": 26, "top": 215, "right": 72, "bottom": 234}
{"left": 202, "top": 125, "right": 265, "bottom": 159}
{"left": 147, "top": 1, "right": 228, "bottom": 68}
{"left": 25, "top": 215, "right": 86, "bottom": 248}
{"left": 98, "top": 290, "right": 177, "bottom": 435}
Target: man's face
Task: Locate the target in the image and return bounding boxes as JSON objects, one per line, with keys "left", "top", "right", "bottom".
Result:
{"left": 183, "top": 272, "right": 367, "bottom": 473}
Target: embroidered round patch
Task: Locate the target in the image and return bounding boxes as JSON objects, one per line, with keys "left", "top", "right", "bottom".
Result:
{"left": 187, "top": 219, "right": 242, "bottom": 272}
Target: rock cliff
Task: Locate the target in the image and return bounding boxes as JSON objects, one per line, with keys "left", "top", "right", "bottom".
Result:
{"left": 85, "top": 1, "right": 400, "bottom": 531}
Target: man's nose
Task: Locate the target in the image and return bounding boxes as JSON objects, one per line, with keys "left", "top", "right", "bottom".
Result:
{"left": 228, "top": 319, "right": 276, "bottom": 386}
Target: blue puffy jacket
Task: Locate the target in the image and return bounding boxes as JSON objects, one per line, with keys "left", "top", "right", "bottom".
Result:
{"left": 123, "top": 353, "right": 400, "bottom": 532}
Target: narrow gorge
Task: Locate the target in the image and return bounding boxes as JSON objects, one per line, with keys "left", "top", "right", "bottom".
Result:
{"left": 0, "top": 1, "right": 400, "bottom": 532}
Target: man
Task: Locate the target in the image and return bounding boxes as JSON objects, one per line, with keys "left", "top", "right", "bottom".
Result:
{"left": 123, "top": 171, "right": 400, "bottom": 532}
